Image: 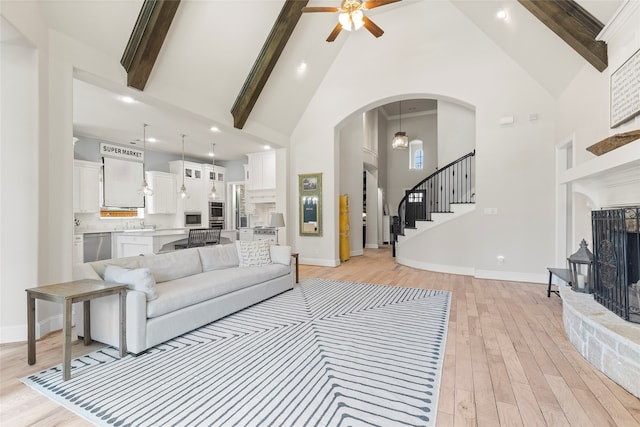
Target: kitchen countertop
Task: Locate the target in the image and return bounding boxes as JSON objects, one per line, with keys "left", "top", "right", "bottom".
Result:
{"left": 75, "top": 228, "right": 187, "bottom": 236}
{"left": 76, "top": 228, "right": 238, "bottom": 236}
{"left": 115, "top": 229, "right": 188, "bottom": 237}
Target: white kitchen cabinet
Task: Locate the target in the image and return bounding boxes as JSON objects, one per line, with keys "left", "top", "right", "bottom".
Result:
{"left": 72, "top": 234, "right": 83, "bottom": 264}
{"left": 203, "top": 164, "right": 226, "bottom": 203}
{"left": 73, "top": 160, "right": 101, "bottom": 213}
{"left": 239, "top": 228, "right": 254, "bottom": 241}
{"left": 169, "top": 161, "right": 203, "bottom": 212}
{"left": 246, "top": 151, "right": 275, "bottom": 191}
{"left": 145, "top": 171, "right": 177, "bottom": 214}
{"left": 115, "top": 234, "right": 154, "bottom": 258}
{"left": 115, "top": 230, "right": 188, "bottom": 258}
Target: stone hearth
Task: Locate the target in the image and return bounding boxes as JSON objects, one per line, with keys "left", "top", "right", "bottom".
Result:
{"left": 560, "top": 285, "right": 640, "bottom": 398}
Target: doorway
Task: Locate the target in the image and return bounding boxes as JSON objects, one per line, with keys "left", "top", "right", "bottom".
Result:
{"left": 404, "top": 189, "right": 427, "bottom": 228}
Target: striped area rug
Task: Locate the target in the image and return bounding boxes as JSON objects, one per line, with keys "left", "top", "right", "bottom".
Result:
{"left": 22, "top": 279, "right": 450, "bottom": 427}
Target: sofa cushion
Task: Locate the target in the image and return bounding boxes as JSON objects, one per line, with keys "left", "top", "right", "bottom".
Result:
{"left": 197, "top": 244, "right": 239, "bottom": 272}
{"left": 270, "top": 245, "right": 292, "bottom": 266}
{"left": 146, "top": 264, "right": 290, "bottom": 318}
{"left": 90, "top": 256, "right": 143, "bottom": 279}
{"left": 139, "top": 248, "right": 203, "bottom": 283}
{"left": 236, "top": 240, "right": 272, "bottom": 267}
{"left": 104, "top": 265, "right": 158, "bottom": 301}
{"left": 73, "top": 262, "right": 102, "bottom": 281}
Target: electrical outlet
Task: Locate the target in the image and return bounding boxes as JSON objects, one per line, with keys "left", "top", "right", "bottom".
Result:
{"left": 497, "top": 255, "right": 505, "bottom": 265}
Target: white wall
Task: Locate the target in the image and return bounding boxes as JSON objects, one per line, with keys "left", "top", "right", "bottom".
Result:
{"left": 339, "top": 116, "right": 364, "bottom": 257}
{"left": 1, "top": 1, "right": 127, "bottom": 342}
{"left": 365, "top": 169, "right": 378, "bottom": 248}
{"left": 438, "top": 100, "right": 475, "bottom": 166}
{"left": 386, "top": 112, "right": 437, "bottom": 215}
{"left": 0, "top": 23, "right": 40, "bottom": 342}
{"left": 291, "top": 0, "right": 557, "bottom": 278}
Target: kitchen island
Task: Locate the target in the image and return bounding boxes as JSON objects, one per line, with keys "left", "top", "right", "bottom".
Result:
{"left": 113, "top": 228, "right": 188, "bottom": 258}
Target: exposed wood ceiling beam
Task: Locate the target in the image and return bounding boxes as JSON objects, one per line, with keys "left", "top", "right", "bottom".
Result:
{"left": 231, "top": 0, "right": 309, "bottom": 129}
{"left": 518, "top": 0, "right": 607, "bottom": 72}
{"left": 121, "top": 0, "right": 181, "bottom": 91}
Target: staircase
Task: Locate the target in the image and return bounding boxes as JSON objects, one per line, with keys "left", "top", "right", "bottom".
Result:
{"left": 393, "top": 151, "right": 475, "bottom": 252}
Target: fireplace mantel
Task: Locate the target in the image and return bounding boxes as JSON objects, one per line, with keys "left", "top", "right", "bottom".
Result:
{"left": 559, "top": 138, "right": 640, "bottom": 207}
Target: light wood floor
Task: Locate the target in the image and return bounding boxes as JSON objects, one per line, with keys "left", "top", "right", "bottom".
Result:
{"left": 2, "top": 247, "right": 639, "bottom": 426}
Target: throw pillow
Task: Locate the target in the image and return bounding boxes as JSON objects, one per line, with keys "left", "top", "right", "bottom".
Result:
{"left": 104, "top": 265, "right": 158, "bottom": 301}
{"left": 236, "top": 240, "right": 272, "bottom": 267}
{"left": 270, "top": 245, "right": 292, "bottom": 266}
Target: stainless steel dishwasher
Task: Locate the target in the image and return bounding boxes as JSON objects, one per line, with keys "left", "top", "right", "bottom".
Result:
{"left": 83, "top": 232, "right": 112, "bottom": 262}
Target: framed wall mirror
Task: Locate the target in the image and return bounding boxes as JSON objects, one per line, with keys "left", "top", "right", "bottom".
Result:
{"left": 299, "top": 173, "right": 322, "bottom": 236}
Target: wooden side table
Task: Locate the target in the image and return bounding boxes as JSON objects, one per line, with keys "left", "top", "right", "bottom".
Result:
{"left": 26, "top": 279, "right": 128, "bottom": 381}
{"left": 291, "top": 253, "right": 299, "bottom": 283}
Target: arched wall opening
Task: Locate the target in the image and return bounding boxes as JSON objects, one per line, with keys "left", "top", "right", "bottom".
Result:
{"left": 335, "top": 94, "right": 476, "bottom": 261}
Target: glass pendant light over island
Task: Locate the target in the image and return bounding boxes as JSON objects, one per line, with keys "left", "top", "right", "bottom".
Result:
{"left": 209, "top": 143, "right": 217, "bottom": 199}
{"left": 177, "top": 134, "right": 189, "bottom": 199}
{"left": 137, "top": 123, "right": 153, "bottom": 196}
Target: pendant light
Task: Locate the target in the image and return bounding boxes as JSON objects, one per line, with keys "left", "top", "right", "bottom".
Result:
{"left": 137, "top": 123, "right": 154, "bottom": 196}
{"left": 208, "top": 143, "right": 217, "bottom": 199}
{"left": 392, "top": 100, "right": 409, "bottom": 150}
{"left": 177, "top": 134, "right": 189, "bottom": 199}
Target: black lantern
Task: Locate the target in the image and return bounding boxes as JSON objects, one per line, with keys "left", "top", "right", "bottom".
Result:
{"left": 567, "top": 239, "right": 594, "bottom": 293}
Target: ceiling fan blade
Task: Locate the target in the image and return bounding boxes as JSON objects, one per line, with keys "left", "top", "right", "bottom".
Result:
{"left": 302, "top": 6, "right": 340, "bottom": 13}
{"left": 364, "top": 0, "right": 400, "bottom": 10}
{"left": 326, "top": 22, "right": 343, "bottom": 42}
{"left": 362, "top": 16, "right": 384, "bottom": 38}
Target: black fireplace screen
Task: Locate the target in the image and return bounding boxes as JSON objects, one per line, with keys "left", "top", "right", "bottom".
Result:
{"left": 592, "top": 207, "right": 640, "bottom": 323}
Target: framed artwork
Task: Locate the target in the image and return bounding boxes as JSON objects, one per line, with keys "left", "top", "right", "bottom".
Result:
{"left": 299, "top": 173, "right": 322, "bottom": 236}
{"left": 610, "top": 48, "right": 640, "bottom": 128}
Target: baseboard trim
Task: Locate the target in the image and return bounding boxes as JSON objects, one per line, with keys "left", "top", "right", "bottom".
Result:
{"left": 0, "top": 313, "right": 66, "bottom": 344}
{"left": 299, "top": 257, "right": 340, "bottom": 267}
{"left": 350, "top": 249, "right": 364, "bottom": 257}
{"left": 1, "top": 325, "right": 26, "bottom": 344}
{"left": 396, "top": 258, "right": 475, "bottom": 276}
{"left": 474, "top": 269, "right": 547, "bottom": 284}
{"left": 365, "top": 244, "right": 379, "bottom": 249}
{"left": 395, "top": 258, "right": 547, "bottom": 284}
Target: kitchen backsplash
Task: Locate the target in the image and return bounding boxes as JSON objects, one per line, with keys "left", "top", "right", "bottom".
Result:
{"left": 248, "top": 203, "right": 275, "bottom": 228}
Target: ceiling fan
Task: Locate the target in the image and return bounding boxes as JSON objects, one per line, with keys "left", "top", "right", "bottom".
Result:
{"left": 303, "top": 0, "right": 400, "bottom": 42}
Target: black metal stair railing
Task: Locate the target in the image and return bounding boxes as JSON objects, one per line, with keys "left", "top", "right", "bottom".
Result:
{"left": 392, "top": 151, "right": 475, "bottom": 255}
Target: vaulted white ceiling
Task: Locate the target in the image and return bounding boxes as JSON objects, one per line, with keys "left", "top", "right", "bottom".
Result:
{"left": 32, "top": 0, "right": 622, "bottom": 160}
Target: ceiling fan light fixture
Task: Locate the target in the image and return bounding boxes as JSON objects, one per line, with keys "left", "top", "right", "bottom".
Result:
{"left": 339, "top": 12, "right": 353, "bottom": 31}
{"left": 352, "top": 10, "right": 364, "bottom": 30}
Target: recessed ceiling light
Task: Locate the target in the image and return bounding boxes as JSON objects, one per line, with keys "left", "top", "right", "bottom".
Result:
{"left": 208, "top": 152, "right": 215, "bottom": 157}
{"left": 264, "top": 145, "right": 271, "bottom": 150}
{"left": 298, "top": 61, "right": 307, "bottom": 72}
{"left": 210, "top": 126, "right": 220, "bottom": 132}
{"left": 496, "top": 9, "right": 507, "bottom": 20}
{"left": 148, "top": 137, "right": 157, "bottom": 143}
{"left": 120, "top": 96, "right": 136, "bottom": 104}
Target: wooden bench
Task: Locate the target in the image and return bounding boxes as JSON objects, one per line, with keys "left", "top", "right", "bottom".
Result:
{"left": 547, "top": 267, "right": 572, "bottom": 298}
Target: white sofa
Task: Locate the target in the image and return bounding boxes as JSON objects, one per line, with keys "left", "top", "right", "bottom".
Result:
{"left": 73, "top": 242, "right": 295, "bottom": 354}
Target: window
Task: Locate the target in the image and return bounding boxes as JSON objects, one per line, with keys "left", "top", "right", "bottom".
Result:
{"left": 409, "top": 140, "right": 424, "bottom": 170}
{"left": 415, "top": 149, "right": 423, "bottom": 169}
{"left": 408, "top": 192, "right": 423, "bottom": 203}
